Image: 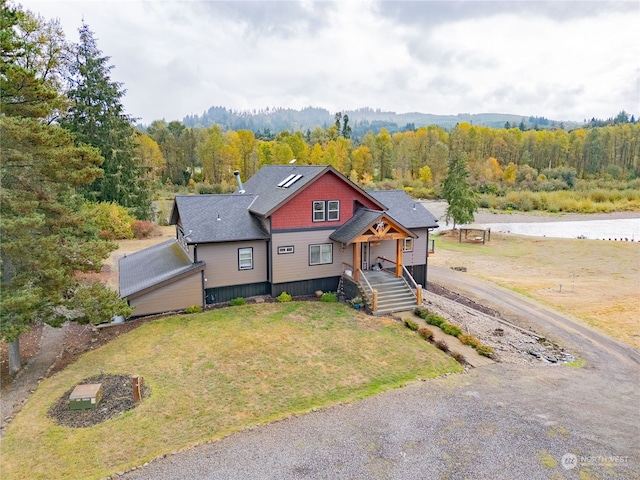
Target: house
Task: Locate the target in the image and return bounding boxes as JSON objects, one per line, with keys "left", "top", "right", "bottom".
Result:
{"left": 119, "top": 165, "right": 438, "bottom": 317}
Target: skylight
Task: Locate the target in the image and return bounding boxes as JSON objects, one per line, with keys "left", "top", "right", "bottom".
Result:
{"left": 278, "top": 174, "right": 303, "bottom": 189}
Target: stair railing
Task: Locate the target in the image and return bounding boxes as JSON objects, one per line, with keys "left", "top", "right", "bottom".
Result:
{"left": 358, "top": 269, "right": 378, "bottom": 312}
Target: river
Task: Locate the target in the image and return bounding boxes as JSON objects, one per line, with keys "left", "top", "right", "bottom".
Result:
{"left": 421, "top": 200, "right": 640, "bottom": 241}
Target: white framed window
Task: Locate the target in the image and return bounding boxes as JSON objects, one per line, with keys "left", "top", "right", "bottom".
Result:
{"left": 278, "top": 246, "right": 294, "bottom": 254}
{"left": 238, "top": 247, "right": 253, "bottom": 270}
{"left": 403, "top": 238, "right": 413, "bottom": 252}
{"left": 327, "top": 200, "right": 340, "bottom": 221}
{"left": 313, "top": 201, "right": 325, "bottom": 221}
{"left": 309, "top": 243, "right": 333, "bottom": 265}
{"left": 313, "top": 200, "right": 339, "bottom": 222}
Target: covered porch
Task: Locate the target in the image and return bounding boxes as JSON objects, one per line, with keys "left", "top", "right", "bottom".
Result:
{"left": 331, "top": 209, "right": 423, "bottom": 314}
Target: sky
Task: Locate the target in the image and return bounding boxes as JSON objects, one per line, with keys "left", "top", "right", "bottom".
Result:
{"left": 18, "top": 0, "right": 640, "bottom": 125}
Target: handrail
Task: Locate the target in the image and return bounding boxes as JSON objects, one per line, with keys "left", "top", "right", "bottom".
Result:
{"left": 358, "top": 269, "right": 374, "bottom": 294}
{"left": 342, "top": 262, "right": 354, "bottom": 278}
{"left": 402, "top": 264, "right": 419, "bottom": 290}
{"left": 377, "top": 256, "right": 395, "bottom": 265}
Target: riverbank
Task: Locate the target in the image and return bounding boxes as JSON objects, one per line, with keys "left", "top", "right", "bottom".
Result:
{"left": 422, "top": 200, "right": 640, "bottom": 226}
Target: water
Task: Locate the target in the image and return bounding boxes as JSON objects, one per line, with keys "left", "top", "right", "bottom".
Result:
{"left": 478, "top": 218, "right": 640, "bottom": 241}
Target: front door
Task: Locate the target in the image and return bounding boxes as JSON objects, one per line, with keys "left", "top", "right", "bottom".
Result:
{"left": 361, "top": 242, "right": 369, "bottom": 270}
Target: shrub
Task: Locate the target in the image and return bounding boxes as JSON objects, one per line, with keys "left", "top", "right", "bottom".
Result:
{"left": 452, "top": 351, "right": 466, "bottom": 364}
{"left": 404, "top": 319, "right": 418, "bottom": 331}
{"left": 476, "top": 345, "right": 494, "bottom": 357}
{"left": 132, "top": 220, "right": 155, "bottom": 239}
{"left": 185, "top": 305, "right": 202, "bottom": 314}
{"left": 320, "top": 292, "right": 338, "bottom": 303}
{"left": 276, "top": 291, "right": 292, "bottom": 303}
{"left": 414, "top": 307, "right": 429, "bottom": 318}
{"left": 425, "top": 314, "right": 446, "bottom": 328}
{"left": 418, "top": 327, "right": 433, "bottom": 341}
{"left": 83, "top": 201, "right": 135, "bottom": 239}
{"left": 229, "top": 297, "right": 246, "bottom": 306}
{"left": 435, "top": 340, "right": 449, "bottom": 353}
{"left": 441, "top": 323, "right": 463, "bottom": 337}
{"left": 458, "top": 334, "right": 482, "bottom": 349}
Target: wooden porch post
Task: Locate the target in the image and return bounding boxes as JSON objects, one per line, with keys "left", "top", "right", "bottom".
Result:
{"left": 353, "top": 242, "right": 361, "bottom": 282}
{"left": 395, "top": 239, "right": 403, "bottom": 277}
{"left": 416, "top": 285, "right": 422, "bottom": 305}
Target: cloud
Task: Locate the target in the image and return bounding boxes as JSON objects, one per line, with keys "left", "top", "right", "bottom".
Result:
{"left": 18, "top": 0, "right": 640, "bottom": 124}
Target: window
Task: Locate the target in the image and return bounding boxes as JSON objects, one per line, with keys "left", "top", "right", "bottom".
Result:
{"left": 403, "top": 238, "right": 413, "bottom": 252}
{"left": 309, "top": 243, "right": 333, "bottom": 265}
{"left": 327, "top": 200, "right": 340, "bottom": 221}
{"left": 313, "top": 201, "right": 325, "bottom": 221}
{"left": 238, "top": 247, "right": 253, "bottom": 270}
{"left": 313, "top": 200, "right": 339, "bottom": 222}
{"left": 278, "top": 246, "right": 294, "bottom": 254}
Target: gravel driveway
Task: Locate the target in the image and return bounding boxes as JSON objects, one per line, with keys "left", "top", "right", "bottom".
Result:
{"left": 123, "top": 270, "right": 639, "bottom": 480}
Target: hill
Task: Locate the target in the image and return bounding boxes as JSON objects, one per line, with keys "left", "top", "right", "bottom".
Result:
{"left": 182, "top": 105, "right": 581, "bottom": 138}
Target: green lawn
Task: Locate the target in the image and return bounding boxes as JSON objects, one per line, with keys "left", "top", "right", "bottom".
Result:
{"left": 1, "top": 302, "right": 461, "bottom": 480}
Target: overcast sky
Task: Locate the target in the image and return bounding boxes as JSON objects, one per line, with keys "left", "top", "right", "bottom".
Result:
{"left": 19, "top": 0, "right": 640, "bottom": 125}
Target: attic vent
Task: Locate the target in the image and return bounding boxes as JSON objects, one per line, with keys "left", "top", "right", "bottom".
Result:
{"left": 277, "top": 174, "right": 303, "bottom": 189}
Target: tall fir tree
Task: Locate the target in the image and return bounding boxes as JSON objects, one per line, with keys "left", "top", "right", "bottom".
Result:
{"left": 1, "top": 4, "right": 131, "bottom": 374}
{"left": 441, "top": 147, "right": 477, "bottom": 229}
{"left": 60, "top": 22, "right": 152, "bottom": 219}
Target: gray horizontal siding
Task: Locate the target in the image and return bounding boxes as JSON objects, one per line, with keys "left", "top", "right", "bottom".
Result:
{"left": 271, "top": 231, "right": 349, "bottom": 284}
{"left": 129, "top": 272, "right": 203, "bottom": 317}
{"left": 197, "top": 241, "right": 268, "bottom": 288}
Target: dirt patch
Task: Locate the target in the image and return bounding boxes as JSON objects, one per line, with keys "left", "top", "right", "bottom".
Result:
{"left": 0, "top": 323, "right": 43, "bottom": 388}
{"left": 47, "top": 373, "right": 150, "bottom": 428}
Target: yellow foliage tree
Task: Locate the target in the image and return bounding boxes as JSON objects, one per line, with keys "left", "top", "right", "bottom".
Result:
{"left": 418, "top": 165, "right": 432, "bottom": 184}
{"left": 485, "top": 157, "right": 503, "bottom": 181}
{"left": 503, "top": 162, "right": 517, "bottom": 184}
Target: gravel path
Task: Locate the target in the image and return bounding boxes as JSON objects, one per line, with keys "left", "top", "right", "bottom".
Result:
{"left": 122, "top": 278, "right": 639, "bottom": 480}
{"left": 0, "top": 324, "right": 66, "bottom": 435}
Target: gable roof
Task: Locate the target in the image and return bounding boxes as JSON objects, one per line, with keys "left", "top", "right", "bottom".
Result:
{"left": 239, "top": 165, "right": 386, "bottom": 217}
{"left": 368, "top": 190, "right": 439, "bottom": 229}
{"left": 330, "top": 208, "right": 417, "bottom": 245}
{"left": 171, "top": 194, "right": 269, "bottom": 244}
{"left": 119, "top": 240, "right": 204, "bottom": 298}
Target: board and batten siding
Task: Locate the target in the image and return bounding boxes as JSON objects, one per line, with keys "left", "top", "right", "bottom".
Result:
{"left": 196, "top": 241, "right": 268, "bottom": 288}
{"left": 271, "top": 230, "right": 350, "bottom": 284}
{"left": 129, "top": 272, "right": 203, "bottom": 317}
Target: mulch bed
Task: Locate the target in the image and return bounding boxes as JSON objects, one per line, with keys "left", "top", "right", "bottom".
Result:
{"left": 47, "top": 373, "right": 150, "bottom": 428}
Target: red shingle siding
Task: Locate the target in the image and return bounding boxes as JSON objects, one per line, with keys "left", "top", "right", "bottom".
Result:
{"left": 270, "top": 172, "right": 380, "bottom": 230}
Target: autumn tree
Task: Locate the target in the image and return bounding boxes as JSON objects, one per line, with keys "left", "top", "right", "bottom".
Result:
{"left": 60, "top": 22, "right": 152, "bottom": 218}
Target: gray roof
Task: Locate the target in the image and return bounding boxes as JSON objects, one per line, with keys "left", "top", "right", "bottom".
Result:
{"left": 172, "top": 194, "right": 269, "bottom": 243}
{"left": 240, "top": 165, "right": 328, "bottom": 216}
{"left": 119, "top": 240, "right": 204, "bottom": 298}
{"left": 240, "top": 165, "right": 385, "bottom": 217}
{"left": 330, "top": 208, "right": 418, "bottom": 244}
{"left": 330, "top": 209, "right": 386, "bottom": 244}
{"left": 368, "top": 190, "right": 439, "bottom": 229}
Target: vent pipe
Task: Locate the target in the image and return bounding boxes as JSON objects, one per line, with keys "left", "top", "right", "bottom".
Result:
{"left": 233, "top": 170, "right": 245, "bottom": 194}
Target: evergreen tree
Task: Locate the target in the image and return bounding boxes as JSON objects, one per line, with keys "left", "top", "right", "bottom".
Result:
{"left": 1, "top": 5, "right": 131, "bottom": 375}
{"left": 441, "top": 148, "right": 477, "bottom": 229}
{"left": 60, "top": 22, "right": 152, "bottom": 219}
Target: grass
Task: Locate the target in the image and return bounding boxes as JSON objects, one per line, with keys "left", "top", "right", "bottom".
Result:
{"left": 0, "top": 302, "right": 461, "bottom": 480}
{"left": 433, "top": 232, "right": 640, "bottom": 348}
